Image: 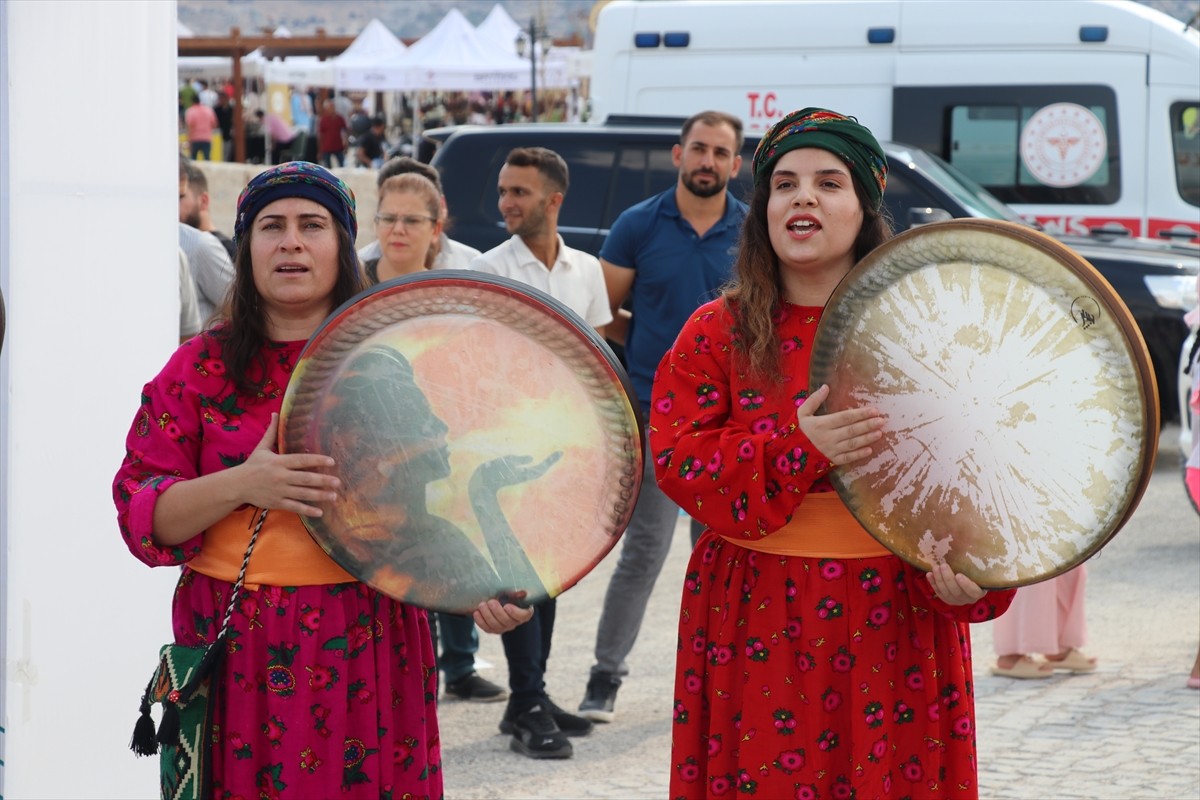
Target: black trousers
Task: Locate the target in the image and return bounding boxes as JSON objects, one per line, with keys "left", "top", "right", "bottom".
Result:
{"left": 500, "top": 597, "right": 556, "bottom": 711}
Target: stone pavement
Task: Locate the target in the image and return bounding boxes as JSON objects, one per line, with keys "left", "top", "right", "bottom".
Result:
{"left": 438, "top": 425, "right": 1200, "bottom": 799}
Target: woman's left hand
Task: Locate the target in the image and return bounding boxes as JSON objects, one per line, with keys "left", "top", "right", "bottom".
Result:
{"left": 473, "top": 597, "right": 535, "bottom": 634}
{"left": 926, "top": 562, "right": 986, "bottom": 606}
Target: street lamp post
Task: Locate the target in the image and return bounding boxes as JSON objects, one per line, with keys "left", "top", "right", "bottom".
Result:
{"left": 516, "top": 18, "right": 551, "bottom": 122}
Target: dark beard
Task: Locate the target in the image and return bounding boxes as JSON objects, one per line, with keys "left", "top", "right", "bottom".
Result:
{"left": 682, "top": 170, "right": 726, "bottom": 199}
{"left": 183, "top": 210, "right": 202, "bottom": 229}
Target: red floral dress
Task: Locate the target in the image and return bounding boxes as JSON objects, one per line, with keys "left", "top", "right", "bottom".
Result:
{"left": 114, "top": 333, "right": 441, "bottom": 799}
{"left": 650, "top": 300, "right": 1014, "bottom": 800}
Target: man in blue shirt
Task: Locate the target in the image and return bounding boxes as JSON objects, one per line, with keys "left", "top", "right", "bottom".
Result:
{"left": 579, "top": 110, "right": 748, "bottom": 723}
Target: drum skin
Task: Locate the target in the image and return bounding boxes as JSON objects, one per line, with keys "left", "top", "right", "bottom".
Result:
{"left": 280, "top": 272, "right": 644, "bottom": 613}
{"left": 810, "top": 219, "right": 1158, "bottom": 588}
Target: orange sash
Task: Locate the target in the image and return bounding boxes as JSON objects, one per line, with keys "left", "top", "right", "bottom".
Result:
{"left": 188, "top": 506, "right": 356, "bottom": 588}
{"left": 719, "top": 492, "right": 891, "bottom": 558}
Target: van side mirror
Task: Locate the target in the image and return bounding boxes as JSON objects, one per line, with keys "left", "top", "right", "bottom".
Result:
{"left": 906, "top": 207, "right": 953, "bottom": 228}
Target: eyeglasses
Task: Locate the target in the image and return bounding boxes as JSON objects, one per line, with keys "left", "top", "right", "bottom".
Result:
{"left": 374, "top": 213, "right": 437, "bottom": 231}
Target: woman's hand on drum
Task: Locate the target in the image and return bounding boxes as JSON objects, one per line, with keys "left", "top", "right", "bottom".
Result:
{"left": 474, "top": 597, "right": 534, "bottom": 634}
{"left": 926, "top": 562, "right": 986, "bottom": 606}
{"left": 237, "top": 413, "right": 341, "bottom": 517}
{"left": 797, "top": 385, "right": 885, "bottom": 467}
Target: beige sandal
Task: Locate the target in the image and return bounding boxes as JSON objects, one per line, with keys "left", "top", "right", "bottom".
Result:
{"left": 991, "top": 656, "right": 1053, "bottom": 679}
{"left": 1045, "top": 648, "right": 1097, "bottom": 673}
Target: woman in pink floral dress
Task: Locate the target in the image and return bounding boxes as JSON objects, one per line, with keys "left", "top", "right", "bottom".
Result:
{"left": 114, "top": 162, "right": 530, "bottom": 799}
{"left": 650, "top": 110, "right": 1015, "bottom": 800}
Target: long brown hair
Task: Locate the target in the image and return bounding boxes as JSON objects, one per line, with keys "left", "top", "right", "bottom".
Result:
{"left": 725, "top": 173, "right": 893, "bottom": 381}
{"left": 213, "top": 223, "right": 365, "bottom": 396}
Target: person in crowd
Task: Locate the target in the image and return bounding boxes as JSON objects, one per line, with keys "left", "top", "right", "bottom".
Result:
{"left": 264, "top": 111, "right": 302, "bottom": 163}
{"left": 179, "top": 157, "right": 236, "bottom": 259}
{"left": 177, "top": 157, "right": 235, "bottom": 327}
{"left": 177, "top": 221, "right": 233, "bottom": 327}
{"left": 358, "top": 157, "right": 481, "bottom": 271}
{"left": 363, "top": 173, "right": 444, "bottom": 283}
{"left": 245, "top": 109, "right": 267, "bottom": 164}
{"left": 114, "top": 162, "right": 533, "bottom": 796}
{"left": 356, "top": 116, "right": 389, "bottom": 169}
{"left": 579, "top": 110, "right": 749, "bottom": 723}
{"left": 178, "top": 80, "right": 198, "bottom": 125}
{"left": 197, "top": 79, "right": 219, "bottom": 108}
{"left": 358, "top": 167, "right": 504, "bottom": 704}
{"left": 183, "top": 92, "right": 218, "bottom": 161}
{"left": 650, "top": 107, "right": 1016, "bottom": 799}
{"left": 317, "top": 98, "right": 349, "bottom": 168}
{"left": 468, "top": 147, "right": 610, "bottom": 759}
{"left": 214, "top": 92, "right": 234, "bottom": 162}
{"left": 177, "top": 248, "right": 202, "bottom": 344}
{"left": 991, "top": 567, "right": 1097, "bottom": 678}
{"left": 1183, "top": 295, "right": 1200, "bottom": 689}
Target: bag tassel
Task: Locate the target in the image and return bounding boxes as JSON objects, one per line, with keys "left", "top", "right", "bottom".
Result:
{"left": 157, "top": 640, "right": 221, "bottom": 746}
{"left": 130, "top": 683, "right": 159, "bottom": 757}
{"left": 156, "top": 698, "right": 181, "bottom": 746}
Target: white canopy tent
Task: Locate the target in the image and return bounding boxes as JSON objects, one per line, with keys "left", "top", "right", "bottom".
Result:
{"left": 177, "top": 18, "right": 247, "bottom": 81}
{"left": 371, "top": 8, "right": 533, "bottom": 92}
{"left": 334, "top": 18, "right": 408, "bottom": 91}
{"left": 252, "top": 26, "right": 337, "bottom": 87}
{"left": 474, "top": 4, "right": 579, "bottom": 89}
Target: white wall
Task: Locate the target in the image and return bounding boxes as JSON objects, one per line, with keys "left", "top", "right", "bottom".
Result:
{"left": 1, "top": 1, "right": 180, "bottom": 796}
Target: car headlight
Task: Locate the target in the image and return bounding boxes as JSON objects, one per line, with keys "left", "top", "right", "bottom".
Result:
{"left": 1144, "top": 274, "right": 1199, "bottom": 311}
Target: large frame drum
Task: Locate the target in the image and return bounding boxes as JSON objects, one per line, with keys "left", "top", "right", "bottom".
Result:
{"left": 810, "top": 219, "right": 1158, "bottom": 588}
{"left": 280, "top": 272, "right": 644, "bottom": 613}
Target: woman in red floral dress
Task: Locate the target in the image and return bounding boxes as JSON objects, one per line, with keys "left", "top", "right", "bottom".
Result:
{"left": 114, "top": 162, "right": 531, "bottom": 798}
{"left": 650, "top": 109, "right": 1015, "bottom": 800}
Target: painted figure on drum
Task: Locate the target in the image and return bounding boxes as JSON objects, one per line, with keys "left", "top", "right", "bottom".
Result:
{"left": 321, "top": 344, "right": 560, "bottom": 613}
{"left": 649, "top": 109, "right": 1016, "bottom": 799}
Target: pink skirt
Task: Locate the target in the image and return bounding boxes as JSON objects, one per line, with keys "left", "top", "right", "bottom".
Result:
{"left": 171, "top": 568, "right": 442, "bottom": 799}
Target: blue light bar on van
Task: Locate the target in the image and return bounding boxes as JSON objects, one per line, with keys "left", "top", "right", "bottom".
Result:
{"left": 634, "top": 32, "right": 661, "bottom": 48}
{"left": 663, "top": 32, "right": 690, "bottom": 47}
{"left": 867, "top": 27, "right": 895, "bottom": 44}
{"left": 1079, "top": 25, "right": 1108, "bottom": 42}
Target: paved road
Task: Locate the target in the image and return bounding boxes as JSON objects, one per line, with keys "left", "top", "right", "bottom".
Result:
{"left": 438, "top": 425, "right": 1200, "bottom": 799}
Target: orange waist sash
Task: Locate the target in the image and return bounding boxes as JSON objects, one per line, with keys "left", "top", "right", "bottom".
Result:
{"left": 188, "top": 507, "right": 356, "bottom": 588}
{"left": 719, "top": 492, "right": 891, "bottom": 558}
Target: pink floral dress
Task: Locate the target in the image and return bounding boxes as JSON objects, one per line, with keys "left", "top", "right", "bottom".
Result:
{"left": 114, "top": 333, "right": 441, "bottom": 799}
{"left": 650, "top": 299, "right": 1014, "bottom": 800}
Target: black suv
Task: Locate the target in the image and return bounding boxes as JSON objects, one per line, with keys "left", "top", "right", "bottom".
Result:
{"left": 424, "top": 121, "right": 1199, "bottom": 421}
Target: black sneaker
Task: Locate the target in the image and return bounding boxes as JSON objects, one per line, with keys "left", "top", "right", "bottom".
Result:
{"left": 445, "top": 672, "right": 508, "bottom": 703}
{"left": 508, "top": 704, "right": 573, "bottom": 759}
{"left": 578, "top": 672, "right": 621, "bottom": 723}
{"left": 500, "top": 698, "right": 594, "bottom": 737}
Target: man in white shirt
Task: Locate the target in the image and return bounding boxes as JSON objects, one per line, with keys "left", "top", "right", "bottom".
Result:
{"left": 468, "top": 147, "right": 611, "bottom": 760}
{"left": 469, "top": 148, "right": 610, "bottom": 332}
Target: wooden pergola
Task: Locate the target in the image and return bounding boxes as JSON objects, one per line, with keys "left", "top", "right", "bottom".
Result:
{"left": 179, "top": 28, "right": 356, "bottom": 162}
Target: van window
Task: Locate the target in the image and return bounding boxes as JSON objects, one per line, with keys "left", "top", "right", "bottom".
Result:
{"left": 947, "top": 102, "right": 1116, "bottom": 205}
{"left": 1173, "top": 102, "right": 1200, "bottom": 208}
{"left": 558, "top": 144, "right": 613, "bottom": 231}
{"left": 608, "top": 146, "right": 677, "bottom": 226}
{"left": 893, "top": 85, "right": 1120, "bottom": 207}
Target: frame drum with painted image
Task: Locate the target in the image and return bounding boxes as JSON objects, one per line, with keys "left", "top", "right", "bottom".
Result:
{"left": 279, "top": 271, "right": 643, "bottom": 613}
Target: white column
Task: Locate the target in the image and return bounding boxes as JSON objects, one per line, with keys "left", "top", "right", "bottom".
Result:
{"left": 1, "top": 1, "right": 180, "bottom": 796}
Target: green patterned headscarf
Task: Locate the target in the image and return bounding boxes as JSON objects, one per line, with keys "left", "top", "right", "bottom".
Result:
{"left": 752, "top": 108, "right": 887, "bottom": 209}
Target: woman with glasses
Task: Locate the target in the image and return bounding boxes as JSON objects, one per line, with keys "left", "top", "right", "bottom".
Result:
{"left": 364, "top": 173, "right": 443, "bottom": 284}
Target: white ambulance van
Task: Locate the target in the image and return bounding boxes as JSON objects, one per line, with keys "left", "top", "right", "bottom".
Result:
{"left": 589, "top": 0, "right": 1200, "bottom": 241}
